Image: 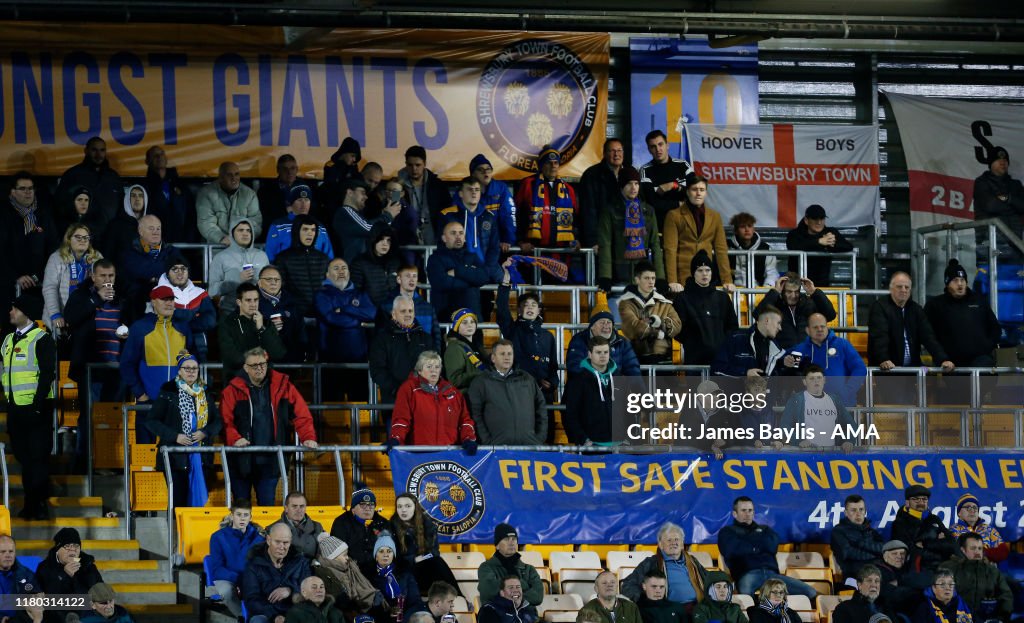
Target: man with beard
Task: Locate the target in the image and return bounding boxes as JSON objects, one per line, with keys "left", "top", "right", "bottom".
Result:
{"left": 56, "top": 136, "right": 123, "bottom": 225}
{"left": 891, "top": 485, "right": 957, "bottom": 574}
{"left": 143, "top": 145, "right": 195, "bottom": 244}
{"left": 924, "top": 259, "right": 1001, "bottom": 367}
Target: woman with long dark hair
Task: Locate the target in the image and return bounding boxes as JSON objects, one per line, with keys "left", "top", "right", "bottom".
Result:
{"left": 389, "top": 493, "right": 462, "bottom": 596}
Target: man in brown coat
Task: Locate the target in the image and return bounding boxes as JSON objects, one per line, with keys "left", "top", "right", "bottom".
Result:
{"left": 663, "top": 174, "right": 733, "bottom": 293}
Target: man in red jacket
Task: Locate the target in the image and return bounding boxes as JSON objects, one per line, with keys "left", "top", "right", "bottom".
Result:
{"left": 221, "top": 346, "right": 318, "bottom": 505}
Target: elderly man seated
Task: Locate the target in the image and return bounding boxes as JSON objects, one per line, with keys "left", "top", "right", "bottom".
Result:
{"left": 285, "top": 575, "right": 344, "bottom": 623}
{"left": 241, "top": 523, "right": 312, "bottom": 623}
{"left": 621, "top": 522, "right": 708, "bottom": 612}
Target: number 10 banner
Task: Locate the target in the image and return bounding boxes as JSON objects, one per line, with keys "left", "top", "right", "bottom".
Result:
{"left": 629, "top": 37, "right": 759, "bottom": 169}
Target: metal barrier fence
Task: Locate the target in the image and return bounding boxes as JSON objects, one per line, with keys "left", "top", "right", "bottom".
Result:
{"left": 725, "top": 248, "right": 858, "bottom": 289}
{"left": 0, "top": 443, "right": 7, "bottom": 509}
{"left": 913, "top": 218, "right": 1024, "bottom": 308}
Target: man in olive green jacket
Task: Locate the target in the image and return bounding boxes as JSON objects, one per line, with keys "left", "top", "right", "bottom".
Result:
{"left": 477, "top": 523, "right": 544, "bottom": 606}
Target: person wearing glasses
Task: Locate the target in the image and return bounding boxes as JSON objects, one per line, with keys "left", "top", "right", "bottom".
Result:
{"left": 890, "top": 485, "right": 957, "bottom": 574}
{"left": 36, "top": 528, "right": 104, "bottom": 620}
{"left": 912, "top": 570, "right": 973, "bottom": 623}
{"left": 949, "top": 494, "right": 1009, "bottom": 563}
{"left": 329, "top": 488, "right": 390, "bottom": 567}
{"left": 42, "top": 224, "right": 104, "bottom": 334}
{"left": 2, "top": 171, "right": 59, "bottom": 335}
{"left": 145, "top": 350, "right": 222, "bottom": 508}
{"left": 220, "top": 346, "right": 318, "bottom": 506}
{"left": 746, "top": 578, "right": 800, "bottom": 623}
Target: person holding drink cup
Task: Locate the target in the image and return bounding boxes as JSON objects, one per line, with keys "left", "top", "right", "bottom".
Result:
{"left": 209, "top": 217, "right": 269, "bottom": 317}
{"left": 218, "top": 282, "right": 288, "bottom": 381}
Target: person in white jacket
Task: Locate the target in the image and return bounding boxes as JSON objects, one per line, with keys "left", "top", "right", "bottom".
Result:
{"left": 196, "top": 162, "right": 261, "bottom": 244}
{"left": 42, "top": 223, "right": 103, "bottom": 333}
{"left": 208, "top": 217, "right": 269, "bottom": 316}
{"left": 727, "top": 212, "right": 779, "bottom": 288}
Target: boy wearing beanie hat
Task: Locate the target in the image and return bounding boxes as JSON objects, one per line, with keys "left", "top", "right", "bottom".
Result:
{"left": 470, "top": 154, "right": 517, "bottom": 249}
{"left": 2, "top": 293, "right": 56, "bottom": 519}
{"left": 596, "top": 165, "right": 665, "bottom": 299}
{"left": 672, "top": 249, "right": 739, "bottom": 365}
{"left": 478, "top": 523, "right": 544, "bottom": 607}
{"left": 924, "top": 259, "right": 1001, "bottom": 367}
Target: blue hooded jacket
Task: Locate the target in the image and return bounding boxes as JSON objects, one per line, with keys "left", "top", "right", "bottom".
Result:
{"left": 790, "top": 329, "right": 866, "bottom": 406}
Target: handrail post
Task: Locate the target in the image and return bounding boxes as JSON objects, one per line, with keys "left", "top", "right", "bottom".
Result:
{"left": 277, "top": 448, "right": 289, "bottom": 500}
{"left": 122, "top": 403, "right": 131, "bottom": 539}
{"left": 989, "top": 223, "right": 999, "bottom": 310}
{"left": 221, "top": 447, "right": 232, "bottom": 509}
{"left": 332, "top": 449, "right": 345, "bottom": 507}
{"left": 161, "top": 448, "right": 174, "bottom": 583}
{"left": 84, "top": 364, "right": 93, "bottom": 496}
{"left": 0, "top": 444, "right": 8, "bottom": 508}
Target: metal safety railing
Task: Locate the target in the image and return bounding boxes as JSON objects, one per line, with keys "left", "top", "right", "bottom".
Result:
{"left": 0, "top": 443, "right": 7, "bottom": 509}
{"left": 912, "top": 218, "right": 1024, "bottom": 308}
{"left": 851, "top": 406, "right": 1024, "bottom": 448}
{"left": 725, "top": 248, "right": 858, "bottom": 289}
{"left": 731, "top": 286, "right": 888, "bottom": 327}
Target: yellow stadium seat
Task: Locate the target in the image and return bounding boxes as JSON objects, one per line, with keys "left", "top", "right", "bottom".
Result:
{"left": 0, "top": 507, "right": 10, "bottom": 535}
{"left": 816, "top": 594, "right": 851, "bottom": 623}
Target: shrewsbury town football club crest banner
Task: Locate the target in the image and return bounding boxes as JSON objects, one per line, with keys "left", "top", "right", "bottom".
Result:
{"left": 0, "top": 24, "right": 608, "bottom": 179}
{"left": 391, "top": 449, "right": 1024, "bottom": 544}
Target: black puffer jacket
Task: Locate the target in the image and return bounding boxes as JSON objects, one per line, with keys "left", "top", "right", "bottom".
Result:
{"left": 144, "top": 380, "right": 223, "bottom": 471}
{"left": 890, "top": 506, "right": 957, "bottom": 572}
{"left": 673, "top": 276, "right": 739, "bottom": 364}
{"left": 368, "top": 319, "right": 432, "bottom": 404}
{"left": 276, "top": 215, "right": 332, "bottom": 317}
{"left": 830, "top": 517, "right": 885, "bottom": 577}
{"left": 495, "top": 284, "right": 559, "bottom": 392}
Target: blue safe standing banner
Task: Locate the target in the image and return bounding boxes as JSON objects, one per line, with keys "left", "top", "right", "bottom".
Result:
{"left": 390, "top": 449, "right": 1024, "bottom": 544}
{"left": 628, "top": 36, "right": 759, "bottom": 168}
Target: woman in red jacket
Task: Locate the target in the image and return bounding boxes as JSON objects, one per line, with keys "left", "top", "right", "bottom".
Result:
{"left": 386, "top": 351, "right": 478, "bottom": 453}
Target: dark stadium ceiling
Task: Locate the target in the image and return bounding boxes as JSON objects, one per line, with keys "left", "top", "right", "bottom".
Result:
{"left": 1, "top": 0, "right": 1022, "bottom": 42}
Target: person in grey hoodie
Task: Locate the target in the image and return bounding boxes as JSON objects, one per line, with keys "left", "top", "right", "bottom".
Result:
{"left": 209, "top": 217, "right": 270, "bottom": 316}
{"left": 467, "top": 339, "right": 547, "bottom": 444}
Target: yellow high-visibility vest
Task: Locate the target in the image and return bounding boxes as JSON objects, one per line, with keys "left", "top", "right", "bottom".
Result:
{"left": 1, "top": 326, "right": 54, "bottom": 405}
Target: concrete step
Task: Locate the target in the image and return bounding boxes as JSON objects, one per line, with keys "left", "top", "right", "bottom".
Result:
{"left": 112, "top": 582, "right": 179, "bottom": 605}
{"left": 48, "top": 496, "right": 104, "bottom": 518}
{"left": 95, "top": 559, "right": 168, "bottom": 583}
{"left": 7, "top": 474, "right": 88, "bottom": 496}
{"left": 12, "top": 516, "right": 123, "bottom": 541}
{"left": 17, "top": 539, "right": 140, "bottom": 560}
{"left": 127, "top": 603, "right": 195, "bottom": 622}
